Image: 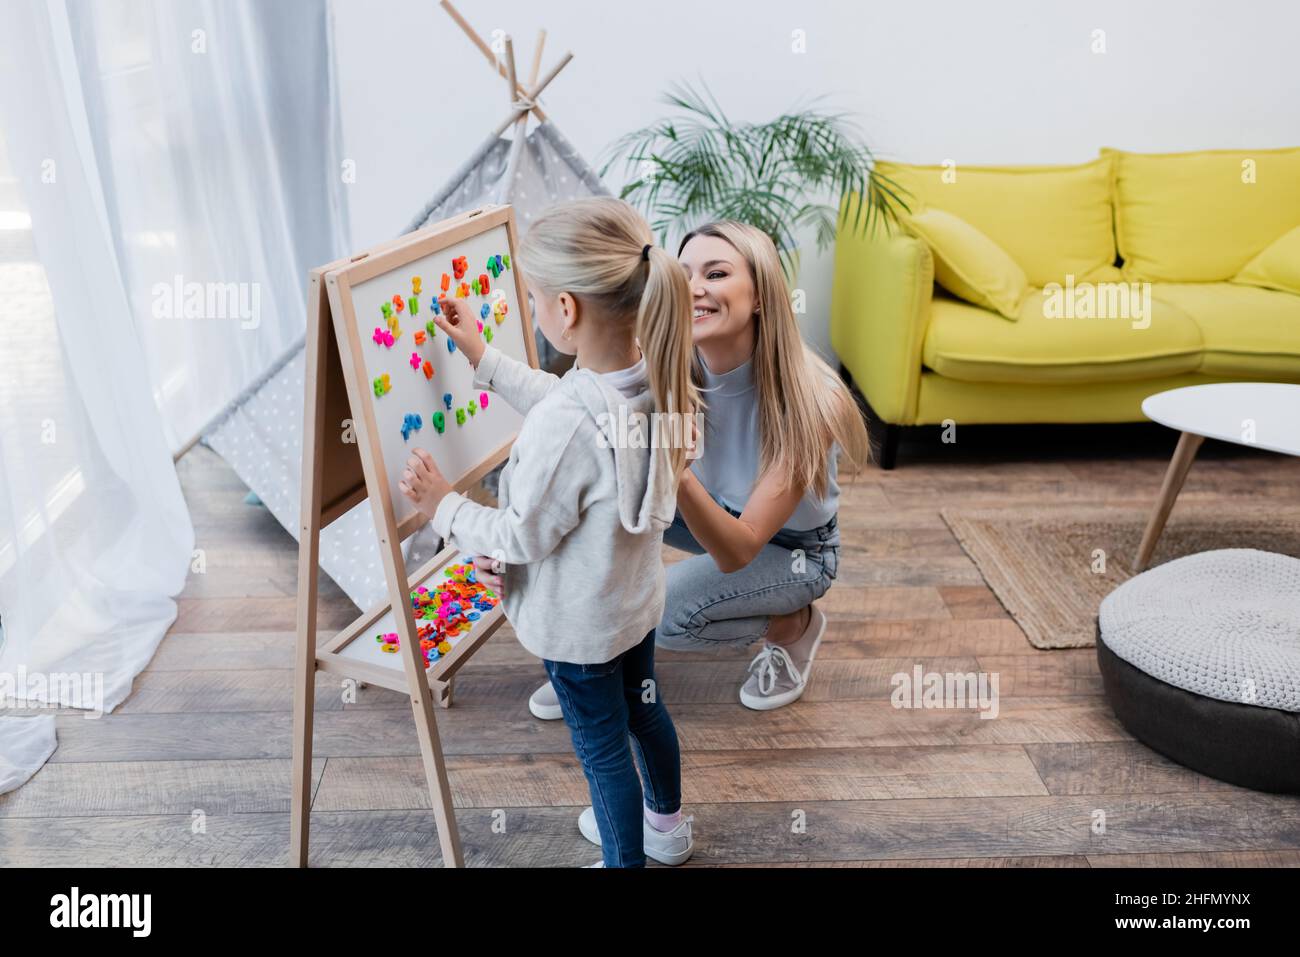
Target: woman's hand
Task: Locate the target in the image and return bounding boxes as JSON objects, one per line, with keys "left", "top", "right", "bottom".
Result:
{"left": 472, "top": 554, "right": 505, "bottom": 594}
{"left": 399, "top": 448, "right": 453, "bottom": 519}
{"left": 432, "top": 297, "right": 488, "bottom": 368}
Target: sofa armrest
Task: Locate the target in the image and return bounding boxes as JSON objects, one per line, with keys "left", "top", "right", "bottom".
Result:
{"left": 829, "top": 222, "right": 933, "bottom": 426}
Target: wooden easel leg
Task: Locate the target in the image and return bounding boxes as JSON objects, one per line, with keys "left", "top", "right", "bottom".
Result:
{"left": 291, "top": 272, "right": 333, "bottom": 868}
{"left": 290, "top": 514, "right": 321, "bottom": 867}
{"left": 376, "top": 531, "right": 466, "bottom": 868}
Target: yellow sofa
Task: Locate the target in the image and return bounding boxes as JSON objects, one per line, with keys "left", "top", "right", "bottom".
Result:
{"left": 830, "top": 148, "right": 1300, "bottom": 467}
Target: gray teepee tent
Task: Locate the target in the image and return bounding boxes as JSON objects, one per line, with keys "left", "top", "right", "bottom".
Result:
{"left": 204, "top": 2, "right": 609, "bottom": 610}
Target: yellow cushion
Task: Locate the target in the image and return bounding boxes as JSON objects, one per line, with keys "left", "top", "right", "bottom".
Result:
{"left": 1233, "top": 225, "right": 1300, "bottom": 297}
{"left": 903, "top": 208, "right": 1028, "bottom": 319}
{"left": 922, "top": 288, "right": 1203, "bottom": 385}
{"left": 876, "top": 157, "right": 1120, "bottom": 286}
{"left": 1149, "top": 283, "right": 1300, "bottom": 377}
{"left": 1106, "top": 146, "right": 1300, "bottom": 282}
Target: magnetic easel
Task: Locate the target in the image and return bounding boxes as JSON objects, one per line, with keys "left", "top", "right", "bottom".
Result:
{"left": 290, "top": 205, "right": 538, "bottom": 868}
{"left": 291, "top": 1, "right": 567, "bottom": 868}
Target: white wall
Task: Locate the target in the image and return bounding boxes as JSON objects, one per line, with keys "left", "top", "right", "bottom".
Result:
{"left": 333, "top": 0, "right": 1300, "bottom": 358}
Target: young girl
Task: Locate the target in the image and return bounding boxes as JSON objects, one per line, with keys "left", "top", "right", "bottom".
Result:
{"left": 399, "top": 198, "right": 699, "bottom": 868}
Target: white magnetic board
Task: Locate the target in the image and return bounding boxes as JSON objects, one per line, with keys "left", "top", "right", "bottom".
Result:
{"left": 347, "top": 221, "right": 529, "bottom": 527}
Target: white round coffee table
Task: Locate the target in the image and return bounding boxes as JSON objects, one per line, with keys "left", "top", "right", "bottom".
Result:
{"left": 1133, "top": 382, "right": 1300, "bottom": 572}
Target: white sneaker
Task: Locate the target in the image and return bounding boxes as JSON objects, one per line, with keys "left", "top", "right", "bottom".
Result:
{"left": 739, "top": 604, "right": 826, "bottom": 711}
{"left": 577, "top": 806, "right": 695, "bottom": 866}
{"left": 529, "top": 680, "right": 563, "bottom": 720}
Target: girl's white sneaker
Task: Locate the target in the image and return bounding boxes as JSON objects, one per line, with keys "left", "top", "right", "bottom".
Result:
{"left": 577, "top": 806, "right": 695, "bottom": 866}
{"left": 529, "top": 680, "right": 563, "bottom": 720}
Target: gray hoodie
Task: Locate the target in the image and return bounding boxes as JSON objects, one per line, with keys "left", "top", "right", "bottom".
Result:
{"left": 431, "top": 345, "right": 677, "bottom": 664}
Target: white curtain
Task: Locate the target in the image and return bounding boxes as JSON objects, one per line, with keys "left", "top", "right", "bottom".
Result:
{"left": 0, "top": 0, "right": 349, "bottom": 793}
{"left": 65, "top": 0, "right": 351, "bottom": 450}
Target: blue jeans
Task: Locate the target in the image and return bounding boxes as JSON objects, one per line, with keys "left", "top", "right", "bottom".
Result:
{"left": 657, "top": 506, "right": 840, "bottom": 651}
{"left": 543, "top": 629, "right": 681, "bottom": 868}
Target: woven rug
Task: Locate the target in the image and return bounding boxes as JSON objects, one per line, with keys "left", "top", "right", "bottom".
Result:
{"left": 940, "top": 506, "right": 1300, "bottom": 649}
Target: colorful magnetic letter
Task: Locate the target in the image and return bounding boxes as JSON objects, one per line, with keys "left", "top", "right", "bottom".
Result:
{"left": 432, "top": 411, "right": 445, "bottom": 433}
{"left": 401, "top": 412, "right": 422, "bottom": 441}
{"left": 480, "top": 392, "right": 489, "bottom": 409}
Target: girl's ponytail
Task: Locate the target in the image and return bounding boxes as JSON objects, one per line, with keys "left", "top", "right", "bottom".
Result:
{"left": 636, "top": 246, "right": 698, "bottom": 476}
{"left": 519, "top": 198, "right": 699, "bottom": 477}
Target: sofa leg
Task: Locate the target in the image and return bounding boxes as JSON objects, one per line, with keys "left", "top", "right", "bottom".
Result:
{"left": 839, "top": 363, "right": 901, "bottom": 469}
{"left": 873, "top": 420, "right": 900, "bottom": 470}
{"left": 863, "top": 400, "right": 900, "bottom": 470}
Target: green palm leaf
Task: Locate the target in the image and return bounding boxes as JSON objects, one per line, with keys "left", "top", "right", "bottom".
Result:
{"left": 601, "top": 80, "right": 911, "bottom": 279}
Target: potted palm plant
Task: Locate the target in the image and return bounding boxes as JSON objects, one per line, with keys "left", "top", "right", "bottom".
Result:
{"left": 602, "top": 81, "right": 909, "bottom": 279}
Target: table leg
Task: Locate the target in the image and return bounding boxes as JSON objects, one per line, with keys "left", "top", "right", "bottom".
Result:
{"left": 1132, "top": 431, "right": 1205, "bottom": 574}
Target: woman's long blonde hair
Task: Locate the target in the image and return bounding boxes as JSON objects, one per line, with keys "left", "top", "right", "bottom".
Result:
{"left": 519, "top": 198, "right": 698, "bottom": 475}
{"left": 679, "top": 221, "right": 871, "bottom": 498}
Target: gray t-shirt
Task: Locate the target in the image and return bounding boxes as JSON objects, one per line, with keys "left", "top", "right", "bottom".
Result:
{"left": 691, "top": 353, "right": 840, "bottom": 531}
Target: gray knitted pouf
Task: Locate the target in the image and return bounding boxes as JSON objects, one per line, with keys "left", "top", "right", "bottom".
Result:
{"left": 1097, "top": 548, "right": 1300, "bottom": 793}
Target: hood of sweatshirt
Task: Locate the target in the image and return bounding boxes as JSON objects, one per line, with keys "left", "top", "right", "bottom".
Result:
{"left": 568, "top": 370, "right": 677, "bottom": 536}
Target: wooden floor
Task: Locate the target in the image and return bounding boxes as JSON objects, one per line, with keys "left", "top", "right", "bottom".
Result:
{"left": 4, "top": 424, "right": 1300, "bottom": 867}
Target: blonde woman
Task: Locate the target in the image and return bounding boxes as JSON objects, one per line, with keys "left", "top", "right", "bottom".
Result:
{"left": 531, "top": 220, "right": 869, "bottom": 717}
{"left": 401, "top": 198, "right": 697, "bottom": 867}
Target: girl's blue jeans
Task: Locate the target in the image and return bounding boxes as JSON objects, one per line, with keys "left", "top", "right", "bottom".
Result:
{"left": 544, "top": 628, "right": 681, "bottom": 868}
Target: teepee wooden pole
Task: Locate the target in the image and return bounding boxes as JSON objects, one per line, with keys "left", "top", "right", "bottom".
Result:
{"left": 504, "top": 35, "right": 530, "bottom": 144}
{"left": 440, "top": 0, "right": 549, "bottom": 123}
{"left": 491, "top": 51, "right": 572, "bottom": 137}
{"left": 505, "top": 36, "right": 518, "bottom": 104}
{"left": 529, "top": 30, "right": 546, "bottom": 87}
